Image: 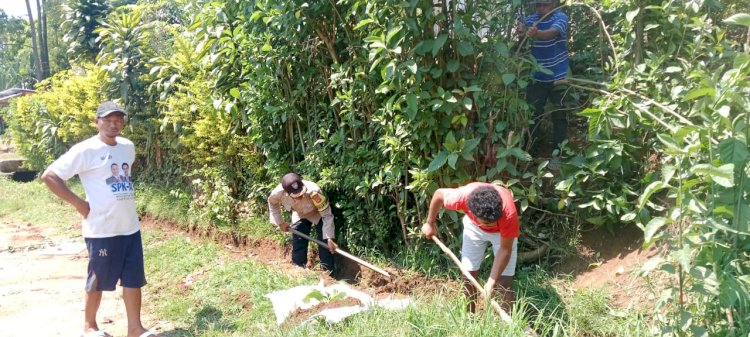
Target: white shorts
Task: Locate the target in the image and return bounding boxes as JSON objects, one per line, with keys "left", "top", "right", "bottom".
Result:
{"left": 460, "top": 215, "right": 518, "bottom": 276}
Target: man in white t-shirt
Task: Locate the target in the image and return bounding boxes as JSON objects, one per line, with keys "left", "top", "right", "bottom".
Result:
{"left": 41, "top": 101, "right": 158, "bottom": 337}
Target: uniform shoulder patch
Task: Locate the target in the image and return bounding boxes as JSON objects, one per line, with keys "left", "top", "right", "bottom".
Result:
{"left": 310, "top": 191, "right": 329, "bottom": 212}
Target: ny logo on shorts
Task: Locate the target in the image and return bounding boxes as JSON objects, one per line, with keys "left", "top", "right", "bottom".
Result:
{"left": 99, "top": 249, "right": 108, "bottom": 257}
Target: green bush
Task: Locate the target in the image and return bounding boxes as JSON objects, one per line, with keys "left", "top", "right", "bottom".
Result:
{"left": 5, "top": 0, "right": 749, "bottom": 333}
{"left": 3, "top": 64, "right": 104, "bottom": 170}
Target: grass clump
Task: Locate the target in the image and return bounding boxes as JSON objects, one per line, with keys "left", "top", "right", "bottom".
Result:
{"left": 137, "top": 184, "right": 195, "bottom": 227}
{"left": 564, "top": 288, "right": 650, "bottom": 337}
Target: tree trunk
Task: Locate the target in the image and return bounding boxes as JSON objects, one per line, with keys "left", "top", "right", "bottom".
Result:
{"left": 25, "top": 0, "right": 43, "bottom": 81}
{"left": 38, "top": 0, "right": 50, "bottom": 78}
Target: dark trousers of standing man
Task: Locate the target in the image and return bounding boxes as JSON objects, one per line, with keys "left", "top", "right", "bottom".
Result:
{"left": 526, "top": 81, "right": 568, "bottom": 157}
{"left": 291, "top": 218, "right": 334, "bottom": 272}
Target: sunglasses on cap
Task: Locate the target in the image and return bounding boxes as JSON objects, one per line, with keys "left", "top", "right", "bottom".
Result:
{"left": 289, "top": 186, "right": 307, "bottom": 198}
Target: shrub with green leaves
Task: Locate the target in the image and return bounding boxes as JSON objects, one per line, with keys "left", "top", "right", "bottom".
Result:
{"left": 4, "top": 0, "right": 749, "bottom": 333}
{"left": 3, "top": 64, "right": 104, "bottom": 170}
{"left": 190, "top": 0, "right": 550, "bottom": 254}
{"left": 63, "top": 0, "right": 111, "bottom": 63}
{"left": 577, "top": 3, "right": 750, "bottom": 335}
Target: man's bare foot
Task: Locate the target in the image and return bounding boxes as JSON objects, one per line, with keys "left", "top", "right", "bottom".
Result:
{"left": 128, "top": 327, "right": 158, "bottom": 337}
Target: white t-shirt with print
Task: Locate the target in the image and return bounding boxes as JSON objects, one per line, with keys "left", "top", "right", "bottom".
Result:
{"left": 46, "top": 135, "right": 139, "bottom": 238}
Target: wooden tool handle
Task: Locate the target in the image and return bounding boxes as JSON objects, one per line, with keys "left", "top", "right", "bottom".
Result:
{"left": 290, "top": 228, "right": 393, "bottom": 279}
{"left": 431, "top": 236, "right": 512, "bottom": 323}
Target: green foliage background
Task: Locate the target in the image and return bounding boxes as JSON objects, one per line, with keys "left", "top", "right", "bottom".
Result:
{"left": 2, "top": 0, "right": 749, "bottom": 334}
{"left": 4, "top": 64, "right": 103, "bottom": 168}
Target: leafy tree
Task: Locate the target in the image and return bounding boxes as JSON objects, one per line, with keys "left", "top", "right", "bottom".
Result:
{"left": 570, "top": 1, "right": 750, "bottom": 334}
{"left": 190, "top": 0, "right": 540, "bottom": 252}
{"left": 43, "top": 0, "right": 71, "bottom": 73}
{"left": 35, "top": 0, "right": 50, "bottom": 78}
{"left": 95, "top": 9, "right": 151, "bottom": 110}
{"left": 0, "top": 10, "right": 34, "bottom": 88}
{"left": 63, "top": 0, "right": 112, "bottom": 63}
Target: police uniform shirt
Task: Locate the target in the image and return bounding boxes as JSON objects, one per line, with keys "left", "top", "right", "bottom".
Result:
{"left": 267, "top": 180, "right": 335, "bottom": 240}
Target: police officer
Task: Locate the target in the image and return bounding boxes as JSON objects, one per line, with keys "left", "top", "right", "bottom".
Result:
{"left": 268, "top": 172, "right": 338, "bottom": 272}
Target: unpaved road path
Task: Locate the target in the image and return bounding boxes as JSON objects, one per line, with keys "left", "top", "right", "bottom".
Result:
{"left": 0, "top": 221, "right": 131, "bottom": 337}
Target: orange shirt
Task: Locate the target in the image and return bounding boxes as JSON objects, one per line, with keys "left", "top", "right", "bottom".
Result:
{"left": 443, "top": 182, "right": 519, "bottom": 238}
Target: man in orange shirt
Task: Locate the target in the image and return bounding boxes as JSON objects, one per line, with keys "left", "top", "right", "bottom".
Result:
{"left": 422, "top": 182, "right": 519, "bottom": 313}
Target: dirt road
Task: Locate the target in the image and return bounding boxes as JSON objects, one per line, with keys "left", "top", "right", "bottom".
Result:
{"left": 0, "top": 221, "right": 130, "bottom": 337}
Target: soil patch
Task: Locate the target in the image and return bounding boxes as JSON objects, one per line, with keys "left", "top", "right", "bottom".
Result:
{"left": 235, "top": 291, "right": 254, "bottom": 310}
{"left": 140, "top": 215, "right": 450, "bottom": 297}
{"left": 553, "top": 223, "right": 660, "bottom": 309}
{"left": 284, "top": 296, "right": 363, "bottom": 326}
{"left": 0, "top": 221, "right": 133, "bottom": 337}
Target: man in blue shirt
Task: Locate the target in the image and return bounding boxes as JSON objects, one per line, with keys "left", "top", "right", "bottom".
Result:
{"left": 518, "top": 0, "right": 569, "bottom": 168}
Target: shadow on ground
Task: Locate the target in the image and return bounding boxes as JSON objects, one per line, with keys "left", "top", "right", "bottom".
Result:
{"left": 157, "top": 328, "right": 192, "bottom": 337}
{"left": 517, "top": 268, "right": 569, "bottom": 328}
{"left": 157, "top": 305, "right": 236, "bottom": 337}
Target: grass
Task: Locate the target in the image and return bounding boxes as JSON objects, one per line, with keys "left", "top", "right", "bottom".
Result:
{"left": 2, "top": 179, "right": 653, "bottom": 336}
{"left": 0, "top": 177, "right": 81, "bottom": 236}
{"left": 516, "top": 267, "right": 652, "bottom": 337}
{"left": 143, "top": 232, "right": 535, "bottom": 336}
{"left": 136, "top": 184, "right": 195, "bottom": 226}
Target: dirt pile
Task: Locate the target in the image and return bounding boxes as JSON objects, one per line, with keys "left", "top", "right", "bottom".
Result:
{"left": 284, "top": 296, "right": 363, "bottom": 326}
{"left": 554, "top": 223, "right": 660, "bottom": 309}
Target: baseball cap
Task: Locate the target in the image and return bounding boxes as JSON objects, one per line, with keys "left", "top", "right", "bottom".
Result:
{"left": 281, "top": 172, "right": 306, "bottom": 197}
{"left": 95, "top": 101, "right": 128, "bottom": 118}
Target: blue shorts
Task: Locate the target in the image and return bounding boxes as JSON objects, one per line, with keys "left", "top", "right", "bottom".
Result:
{"left": 84, "top": 231, "right": 147, "bottom": 291}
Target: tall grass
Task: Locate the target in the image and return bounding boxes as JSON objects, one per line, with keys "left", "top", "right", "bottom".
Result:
{"left": 136, "top": 184, "right": 195, "bottom": 227}
{"left": 517, "top": 268, "right": 652, "bottom": 337}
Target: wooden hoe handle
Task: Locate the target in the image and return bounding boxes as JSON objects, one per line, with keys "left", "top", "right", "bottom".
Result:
{"left": 289, "top": 228, "right": 393, "bottom": 280}
{"left": 431, "top": 236, "right": 513, "bottom": 324}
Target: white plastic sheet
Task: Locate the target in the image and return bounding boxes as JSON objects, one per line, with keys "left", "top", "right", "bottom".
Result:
{"left": 264, "top": 279, "right": 412, "bottom": 325}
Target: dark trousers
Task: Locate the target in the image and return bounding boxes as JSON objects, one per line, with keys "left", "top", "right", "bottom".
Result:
{"left": 291, "top": 218, "right": 334, "bottom": 272}
{"left": 526, "top": 81, "right": 568, "bottom": 157}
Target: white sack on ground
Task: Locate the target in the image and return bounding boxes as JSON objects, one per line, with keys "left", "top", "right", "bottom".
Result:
{"left": 265, "top": 282, "right": 325, "bottom": 325}
{"left": 316, "top": 306, "right": 366, "bottom": 324}
{"left": 264, "top": 280, "right": 412, "bottom": 325}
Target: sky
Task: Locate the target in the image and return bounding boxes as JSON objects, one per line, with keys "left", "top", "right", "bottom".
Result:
{"left": 0, "top": 1, "right": 39, "bottom": 19}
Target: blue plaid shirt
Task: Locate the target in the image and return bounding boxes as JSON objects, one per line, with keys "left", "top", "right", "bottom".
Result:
{"left": 525, "top": 10, "right": 569, "bottom": 82}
